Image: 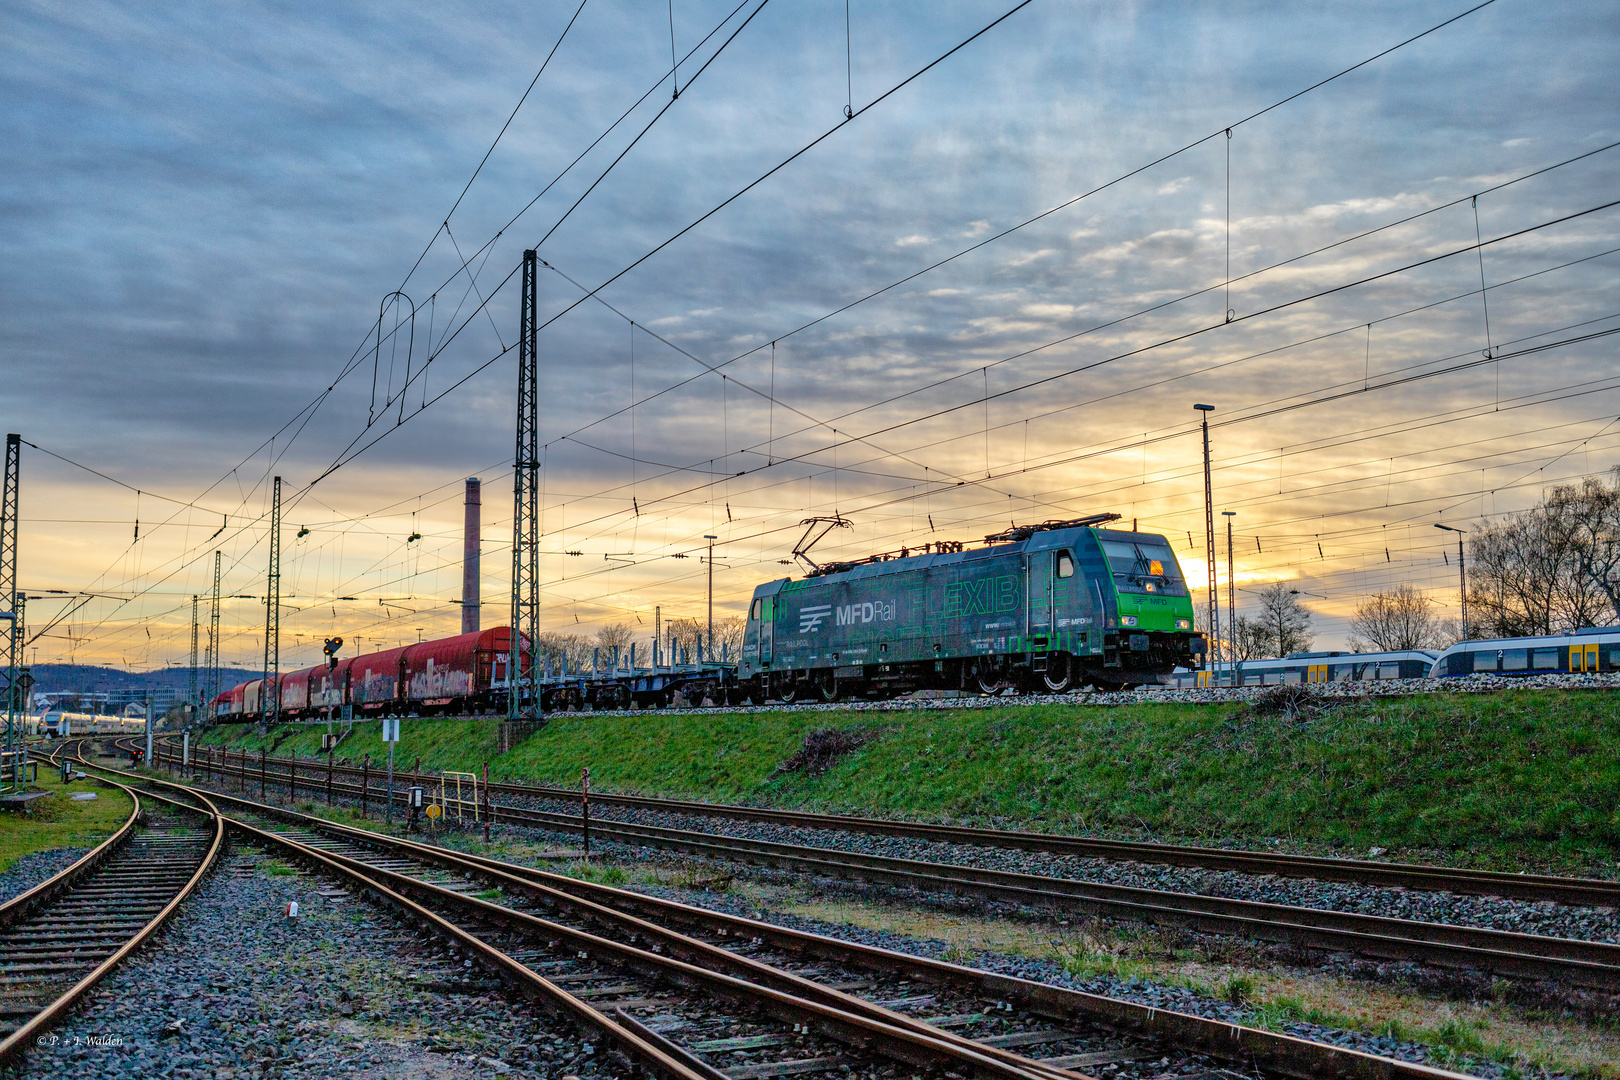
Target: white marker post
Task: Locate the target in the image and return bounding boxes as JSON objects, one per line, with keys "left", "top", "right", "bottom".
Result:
{"left": 382, "top": 716, "right": 400, "bottom": 824}
{"left": 144, "top": 699, "right": 153, "bottom": 768}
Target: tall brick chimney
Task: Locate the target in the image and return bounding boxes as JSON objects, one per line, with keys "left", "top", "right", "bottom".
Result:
{"left": 462, "top": 477, "right": 480, "bottom": 634}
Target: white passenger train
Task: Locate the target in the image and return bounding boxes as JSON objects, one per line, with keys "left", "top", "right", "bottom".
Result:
{"left": 39, "top": 712, "right": 147, "bottom": 738}
{"left": 1162, "top": 649, "right": 1439, "bottom": 689}
{"left": 1427, "top": 626, "right": 1620, "bottom": 676}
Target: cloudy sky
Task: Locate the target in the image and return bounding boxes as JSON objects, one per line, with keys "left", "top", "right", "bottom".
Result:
{"left": 3, "top": 0, "right": 1617, "bottom": 672}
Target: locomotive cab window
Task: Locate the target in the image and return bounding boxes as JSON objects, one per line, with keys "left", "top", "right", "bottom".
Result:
{"left": 1099, "top": 538, "right": 1186, "bottom": 593}
{"left": 750, "top": 598, "right": 762, "bottom": 620}
{"left": 1056, "top": 552, "right": 1075, "bottom": 578}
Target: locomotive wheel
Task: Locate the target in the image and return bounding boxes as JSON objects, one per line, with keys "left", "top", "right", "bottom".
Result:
{"left": 975, "top": 667, "right": 1007, "bottom": 695}
{"left": 818, "top": 674, "right": 842, "bottom": 703}
{"left": 775, "top": 676, "right": 798, "bottom": 704}
{"left": 1041, "top": 652, "right": 1074, "bottom": 693}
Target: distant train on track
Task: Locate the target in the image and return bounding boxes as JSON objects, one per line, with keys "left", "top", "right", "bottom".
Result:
{"left": 209, "top": 515, "right": 1206, "bottom": 720}
{"left": 1429, "top": 627, "right": 1620, "bottom": 676}
{"left": 1161, "top": 626, "right": 1620, "bottom": 688}
{"left": 1163, "top": 649, "right": 1439, "bottom": 688}
{"left": 39, "top": 711, "right": 147, "bottom": 737}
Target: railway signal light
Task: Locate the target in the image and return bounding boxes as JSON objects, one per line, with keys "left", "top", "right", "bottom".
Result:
{"left": 323, "top": 636, "right": 343, "bottom": 671}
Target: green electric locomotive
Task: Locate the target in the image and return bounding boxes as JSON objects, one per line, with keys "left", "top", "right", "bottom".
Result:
{"left": 739, "top": 514, "right": 1204, "bottom": 700}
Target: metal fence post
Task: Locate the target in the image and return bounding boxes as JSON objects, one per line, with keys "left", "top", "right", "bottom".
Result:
{"left": 581, "top": 765, "right": 590, "bottom": 860}
{"left": 482, "top": 761, "right": 491, "bottom": 843}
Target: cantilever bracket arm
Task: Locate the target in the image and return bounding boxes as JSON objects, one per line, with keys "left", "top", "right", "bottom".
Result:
{"left": 792, "top": 516, "right": 853, "bottom": 574}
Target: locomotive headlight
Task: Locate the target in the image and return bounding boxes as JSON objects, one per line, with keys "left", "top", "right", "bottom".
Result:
{"left": 1121, "top": 616, "right": 1138, "bottom": 627}
{"left": 1175, "top": 618, "right": 1191, "bottom": 630}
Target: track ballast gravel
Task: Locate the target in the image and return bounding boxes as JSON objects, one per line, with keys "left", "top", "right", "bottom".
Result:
{"left": 511, "top": 794, "right": 1620, "bottom": 945}
{"left": 627, "top": 880, "right": 1536, "bottom": 1080}
{"left": 12, "top": 844, "right": 595, "bottom": 1080}
{"left": 0, "top": 847, "right": 89, "bottom": 906}
{"left": 554, "top": 671, "right": 1620, "bottom": 717}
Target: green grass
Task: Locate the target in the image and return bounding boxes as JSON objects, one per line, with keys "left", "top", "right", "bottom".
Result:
{"left": 199, "top": 688, "right": 1620, "bottom": 872}
{"left": 0, "top": 769, "right": 136, "bottom": 873}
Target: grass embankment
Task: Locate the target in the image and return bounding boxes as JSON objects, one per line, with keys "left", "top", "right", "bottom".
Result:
{"left": 0, "top": 768, "right": 136, "bottom": 873}
{"left": 200, "top": 688, "right": 1620, "bottom": 873}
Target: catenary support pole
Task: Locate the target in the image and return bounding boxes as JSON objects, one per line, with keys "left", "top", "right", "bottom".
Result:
{"left": 1194, "top": 406, "right": 1220, "bottom": 679}
{"left": 207, "top": 550, "right": 222, "bottom": 713}
{"left": 189, "top": 596, "right": 199, "bottom": 723}
{"left": 705, "top": 535, "right": 717, "bottom": 662}
{"left": 509, "top": 250, "right": 540, "bottom": 719}
{"left": 1, "top": 434, "right": 21, "bottom": 792}
{"left": 1434, "top": 524, "right": 1469, "bottom": 639}
{"left": 1223, "top": 511, "right": 1237, "bottom": 687}
{"left": 262, "top": 476, "right": 282, "bottom": 728}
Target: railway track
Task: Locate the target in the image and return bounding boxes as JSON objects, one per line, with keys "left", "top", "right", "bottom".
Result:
{"left": 80, "top": 753, "right": 1477, "bottom": 1080}
{"left": 170, "top": 735, "right": 1620, "bottom": 908}
{"left": 0, "top": 746, "right": 224, "bottom": 1067}
{"left": 155, "top": 741, "right": 1620, "bottom": 992}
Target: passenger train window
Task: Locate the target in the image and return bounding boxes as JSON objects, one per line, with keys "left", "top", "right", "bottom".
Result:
{"left": 1056, "top": 553, "right": 1075, "bottom": 578}
{"left": 1532, "top": 648, "right": 1561, "bottom": 670}
{"left": 1502, "top": 649, "right": 1527, "bottom": 670}
{"left": 1473, "top": 651, "right": 1498, "bottom": 673}
{"left": 1378, "top": 663, "right": 1400, "bottom": 679}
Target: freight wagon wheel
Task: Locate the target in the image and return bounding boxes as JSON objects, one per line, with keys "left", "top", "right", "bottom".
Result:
{"left": 1041, "top": 652, "right": 1074, "bottom": 693}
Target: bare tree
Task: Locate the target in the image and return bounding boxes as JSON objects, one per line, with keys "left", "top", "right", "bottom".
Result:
{"left": 1348, "top": 583, "right": 1444, "bottom": 651}
{"left": 1228, "top": 614, "right": 1275, "bottom": 661}
{"left": 1468, "top": 498, "right": 1608, "bottom": 636}
{"left": 712, "top": 615, "right": 745, "bottom": 658}
{"left": 1548, "top": 467, "right": 1620, "bottom": 625}
{"left": 533, "top": 631, "right": 593, "bottom": 672}
{"left": 1256, "top": 582, "right": 1313, "bottom": 656}
{"left": 665, "top": 617, "right": 703, "bottom": 661}
{"left": 595, "top": 622, "right": 634, "bottom": 653}
{"left": 1432, "top": 617, "right": 1469, "bottom": 648}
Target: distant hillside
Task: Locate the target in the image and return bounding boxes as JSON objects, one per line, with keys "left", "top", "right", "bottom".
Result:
{"left": 28, "top": 664, "right": 261, "bottom": 695}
